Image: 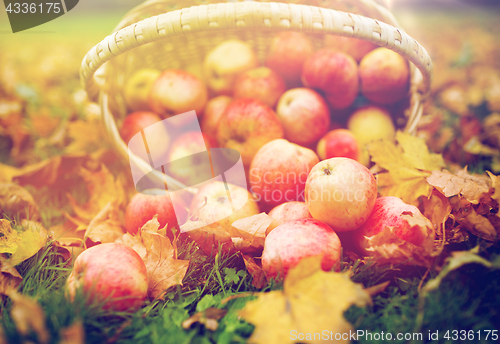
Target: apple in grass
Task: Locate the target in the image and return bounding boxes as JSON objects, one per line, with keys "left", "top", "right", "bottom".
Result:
{"left": 262, "top": 218, "right": 342, "bottom": 280}
{"left": 353, "top": 196, "right": 435, "bottom": 263}
{"left": 217, "top": 98, "right": 284, "bottom": 166}
{"left": 305, "top": 158, "right": 377, "bottom": 232}
{"left": 201, "top": 96, "right": 232, "bottom": 137}
{"left": 265, "top": 31, "right": 314, "bottom": 87}
{"left": 359, "top": 48, "right": 410, "bottom": 104}
{"left": 66, "top": 243, "right": 148, "bottom": 312}
{"left": 149, "top": 69, "right": 208, "bottom": 118}
{"left": 233, "top": 67, "right": 286, "bottom": 108}
{"left": 203, "top": 39, "right": 258, "bottom": 95}
{"left": 316, "top": 129, "right": 361, "bottom": 161}
{"left": 301, "top": 49, "right": 359, "bottom": 109}
{"left": 324, "top": 35, "right": 377, "bottom": 62}
{"left": 125, "top": 189, "right": 188, "bottom": 236}
{"left": 123, "top": 68, "right": 161, "bottom": 112}
{"left": 249, "top": 139, "right": 319, "bottom": 208}
{"left": 189, "top": 181, "right": 259, "bottom": 231}
{"left": 276, "top": 88, "right": 330, "bottom": 147}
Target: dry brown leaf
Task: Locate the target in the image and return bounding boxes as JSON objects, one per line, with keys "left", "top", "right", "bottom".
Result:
{"left": 49, "top": 220, "right": 84, "bottom": 247}
{"left": 59, "top": 320, "right": 85, "bottom": 344}
{"left": 180, "top": 220, "right": 234, "bottom": 255}
{"left": 0, "top": 259, "right": 22, "bottom": 295}
{"left": 65, "top": 118, "right": 109, "bottom": 154}
{"left": 84, "top": 201, "right": 125, "bottom": 244}
{"left": 459, "top": 207, "right": 498, "bottom": 241}
{"left": 0, "top": 183, "right": 39, "bottom": 220}
{"left": 426, "top": 168, "right": 491, "bottom": 204}
{"left": 228, "top": 213, "right": 275, "bottom": 253}
{"left": 364, "top": 211, "right": 436, "bottom": 267}
{"left": 13, "top": 156, "right": 62, "bottom": 188}
{"left": 240, "top": 255, "right": 371, "bottom": 344}
{"left": 364, "top": 281, "right": 390, "bottom": 297}
{"left": 9, "top": 291, "right": 50, "bottom": 344}
{"left": 182, "top": 308, "right": 227, "bottom": 331}
{"left": 116, "top": 216, "right": 190, "bottom": 299}
{"left": 368, "top": 131, "right": 444, "bottom": 206}
{"left": 68, "top": 165, "right": 125, "bottom": 221}
{"left": 242, "top": 255, "right": 267, "bottom": 289}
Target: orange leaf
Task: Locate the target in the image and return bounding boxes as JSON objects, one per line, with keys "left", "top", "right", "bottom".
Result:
{"left": 228, "top": 213, "right": 275, "bottom": 253}
{"left": 84, "top": 201, "right": 125, "bottom": 244}
{"left": 180, "top": 220, "right": 234, "bottom": 255}
{"left": 116, "top": 216, "right": 190, "bottom": 299}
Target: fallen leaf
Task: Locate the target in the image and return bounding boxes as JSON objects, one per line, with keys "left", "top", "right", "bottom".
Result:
{"left": 181, "top": 307, "right": 227, "bottom": 331}
{"left": 362, "top": 211, "right": 436, "bottom": 266}
{"left": 426, "top": 168, "right": 492, "bottom": 204}
{"left": 59, "top": 320, "right": 85, "bottom": 344}
{"left": 49, "top": 220, "right": 84, "bottom": 247}
{"left": 9, "top": 291, "right": 50, "bottom": 344}
{"left": 180, "top": 220, "right": 234, "bottom": 255}
{"left": 0, "top": 183, "right": 39, "bottom": 220}
{"left": 228, "top": 213, "right": 275, "bottom": 253}
{"left": 487, "top": 171, "right": 500, "bottom": 216}
{"left": 68, "top": 165, "right": 125, "bottom": 221}
{"left": 116, "top": 215, "right": 190, "bottom": 299}
{"left": 84, "top": 201, "right": 125, "bottom": 244}
{"left": 65, "top": 118, "right": 109, "bottom": 154}
{"left": 0, "top": 259, "right": 22, "bottom": 295}
{"left": 240, "top": 255, "right": 371, "bottom": 344}
{"left": 242, "top": 255, "right": 267, "bottom": 289}
{"left": 459, "top": 207, "right": 498, "bottom": 241}
{"left": 7, "top": 220, "right": 48, "bottom": 266}
{"left": 13, "top": 156, "right": 62, "bottom": 188}
{"left": 0, "top": 219, "right": 21, "bottom": 255}
{"left": 369, "top": 131, "right": 445, "bottom": 206}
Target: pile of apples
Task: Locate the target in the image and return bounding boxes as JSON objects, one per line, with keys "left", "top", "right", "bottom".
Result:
{"left": 69, "top": 31, "right": 429, "bottom": 310}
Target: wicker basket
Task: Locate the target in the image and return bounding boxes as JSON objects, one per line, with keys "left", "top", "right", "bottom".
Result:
{"left": 80, "top": 0, "right": 432, "bottom": 191}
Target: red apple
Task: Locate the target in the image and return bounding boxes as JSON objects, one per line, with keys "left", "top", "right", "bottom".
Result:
{"left": 203, "top": 40, "right": 258, "bottom": 95}
{"left": 166, "top": 131, "right": 218, "bottom": 186}
{"left": 359, "top": 48, "right": 410, "bottom": 104}
{"left": 201, "top": 96, "right": 232, "bottom": 137}
{"left": 66, "top": 243, "right": 148, "bottom": 312}
{"left": 268, "top": 201, "right": 312, "bottom": 228}
{"left": 189, "top": 181, "right": 259, "bottom": 231}
{"left": 301, "top": 49, "right": 359, "bottom": 109}
{"left": 305, "top": 158, "right": 377, "bottom": 232}
{"left": 123, "top": 68, "right": 161, "bottom": 112}
{"left": 233, "top": 67, "right": 286, "bottom": 108}
{"left": 125, "top": 190, "right": 187, "bottom": 236}
{"left": 249, "top": 139, "right": 319, "bottom": 208}
{"left": 316, "top": 129, "right": 361, "bottom": 161}
{"left": 217, "top": 98, "right": 284, "bottom": 166}
{"left": 353, "top": 196, "right": 435, "bottom": 262}
{"left": 149, "top": 69, "right": 208, "bottom": 118}
{"left": 324, "top": 35, "right": 377, "bottom": 62}
{"left": 265, "top": 31, "right": 314, "bottom": 86}
{"left": 276, "top": 88, "right": 330, "bottom": 146}
{"left": 120, "top": 111, "right": 170, "bottom": 162}
{"left": 120, "top": 111, "right": 163, "bottom": 144}
{"left": 262, "top": 218, "right": 342, "bottom": 280}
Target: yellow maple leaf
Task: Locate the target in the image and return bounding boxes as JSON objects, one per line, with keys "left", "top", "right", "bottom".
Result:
{"left": 7, "top": 220, "right": 48, "bottom": 266}
{"left": 0, "top": 219, "right": 21, "bottom": 255}
{"left": 240, "top": 256, "right": 371, "bottom": 344}
{"left": 369, "top": 131, "right": 445, "bottom": 206}
{"left": 116, "top": 215, "right": 190, "bottom": 300}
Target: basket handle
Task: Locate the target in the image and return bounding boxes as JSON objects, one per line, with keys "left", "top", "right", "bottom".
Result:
{"left": 80, "top": 1, "right": 432, "bottom": 102}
